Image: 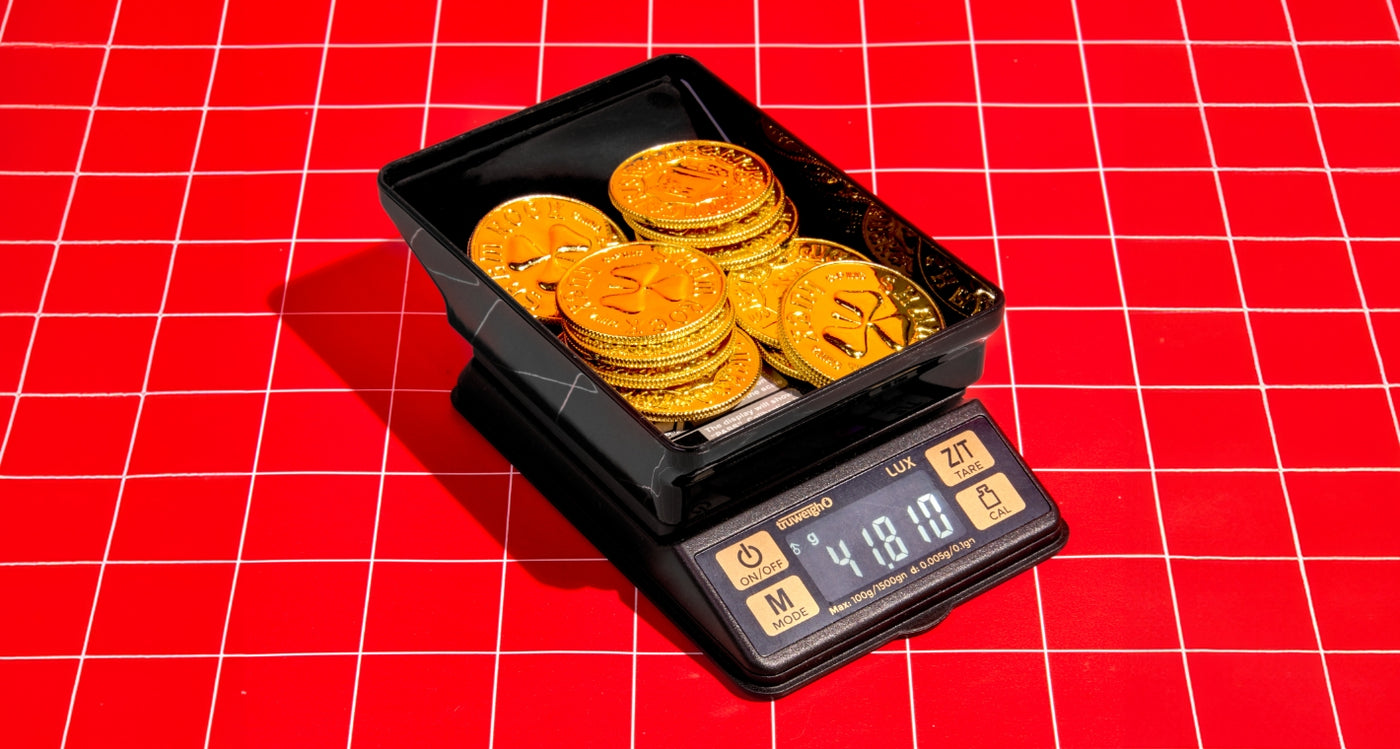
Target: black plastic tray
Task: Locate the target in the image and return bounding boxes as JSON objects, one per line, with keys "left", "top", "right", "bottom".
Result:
{"left": 378, "top": 54, "right": 1005, "bottom": 535}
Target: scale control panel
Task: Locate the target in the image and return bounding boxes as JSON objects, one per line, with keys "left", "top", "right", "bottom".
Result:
{"left": 696, "top": 415, "right": 1052, "bottom": 656}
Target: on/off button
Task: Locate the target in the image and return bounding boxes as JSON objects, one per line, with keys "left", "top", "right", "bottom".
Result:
{"left": 716, "top": 531, "right": 789, "bottom": 591}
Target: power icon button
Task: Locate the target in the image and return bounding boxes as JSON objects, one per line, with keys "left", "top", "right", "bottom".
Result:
{"left": 716, "top": 532, "right": 789, "bottom": 591}
{"left": 736, "top": 543, "right": 763, "bottom": 568}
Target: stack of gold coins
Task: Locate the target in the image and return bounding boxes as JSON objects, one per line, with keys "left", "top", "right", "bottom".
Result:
{"left": 468, "top": 143, "right": 955, "bottom": 430}
{"left": 609, "top": 140, "right": 798, "bottom": 272}
{"left": 555, "top": 241, "right": 762, "bottom": 422}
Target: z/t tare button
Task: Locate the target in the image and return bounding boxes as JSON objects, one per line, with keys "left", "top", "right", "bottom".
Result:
{"left": 925, "top": 429, "right": 995, "bottom": 487}
{"left": 716, "top": 531, "right": 788, "bottom": 591}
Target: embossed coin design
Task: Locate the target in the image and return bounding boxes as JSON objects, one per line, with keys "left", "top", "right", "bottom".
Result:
{"left": 557, "top": 242, "right": 726, "bottom": 344}
{"left": 469, "top": 195, "right": 627, "bottom": 322}
{"left": 616, "top": 329, "right": 763, "bottom": 420}
{"left": 610, "top": 140, "right": 775, "bottom": 228}
{"left": 779, "top": 261, "right": 944, "bottom": 382}
{"left": 729, "top": 237, "right": 870, "bottom": 347}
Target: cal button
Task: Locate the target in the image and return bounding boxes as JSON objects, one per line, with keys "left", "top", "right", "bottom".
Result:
{"left": 955, "top": 472, "right": 1026, "bottom": 530}
{"left": 745, "top": 576, "right": 819, "bottom": 637}
{"left": 716, "top": 531, "right": 789, "bottom": 591}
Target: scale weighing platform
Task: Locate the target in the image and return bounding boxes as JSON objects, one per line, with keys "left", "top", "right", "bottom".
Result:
{"left": 380, "top": 55, "right": 1068, "bottom": 695}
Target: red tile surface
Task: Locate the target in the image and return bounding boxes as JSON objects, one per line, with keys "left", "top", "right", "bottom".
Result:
{"left": 1050, "top": 652, "right": 1197, "bottom": 748}
{"left": 363, "top": 562, "right": 502, "bottom": 651}
{"left": 493, "top": 655, "right": 631, "bottom": 749}
{"left": 1189, "top": 652, "right": 1342, "bottom": 749}
{"left": 1172, "top": 559, "right": 1318, "bottom": 649}
{"left": 86, "top": 562, "right": 235, "bottom": 654}
{"left": 1, "top": 1, "right": 1396, "bottom": 745}
{"left": 108, "top": 476, "right": 251, "bottom": 560}
{"left": 349, "top": 655, "right": 494, "bottom": 746}
{"left": 242, "top": 474, "right": 381, "bottom": 560}
{"left": 0, "top": 478, "right": 119, "bottom": 562}
{"left": 208, "top": 655, "right": 357, "bottom": 749}
{"left": 66, "top": 658, "right": 218, "bottom": 749}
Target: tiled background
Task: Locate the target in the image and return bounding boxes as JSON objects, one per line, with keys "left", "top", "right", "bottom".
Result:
{"left": 2, "top": 0, "right": 1399, "bottom": 746}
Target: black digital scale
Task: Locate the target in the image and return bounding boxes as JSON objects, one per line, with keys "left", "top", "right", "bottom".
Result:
{"left": 379, "top": 55, "right": 1067, "bottom": 695}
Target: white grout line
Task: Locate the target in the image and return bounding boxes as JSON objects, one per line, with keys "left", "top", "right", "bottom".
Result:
{"left": 58, "top": 0, "right": 225, "bottom": 744}
{"left": 1, "top": 304, "right": 1396, "bottom": 321}
{"left": 1180, "top": 2, "right": 1351, "bottom": 747}
{"left": 1, "top": 232, "right": 1397, "bottom": 245}
{"left": 3, "top": 37, "right": 1400, "bottom": 51}
{"left": 769, "top": 699, "right": 777, "bottom": 749}
{"left": 485, "top": 469, "right": 515, "bottom": 749}
{"left": 856, "top": 0, "right": 878, "bottom": 195}
{"left": 419, "top": 0, "right": 444, "bottom": 149}
{"left": 1278, "top": 2, "right": 1392, "bottom": 745}
{"left": 342, "top": 7, "right": 437, "bottom": 743}
{"left": 851, "top": 0, "right": 916, "bottom": 738}
{"left": 1071, "top": 3, "right": 1205, "bottom": 746}
{"left": 631, "top": 6, "right": 654, "bottom": 746}
{"left": 1281, "top": 5, "right": 1400, "bottom": 454}
{"left": 9, "top": 164, "right": 1400, "bottom": 178}
{"left": 629, "top": 586, "right": 639, "bottom": 749}
{"left": 5, "top": 99, "right": 1400, "bottom": 114}
{"left": 5, "top": 646, "right": 1400, "bottom": 662}
{"left": 0, "top": 1, "right": 130, "bottom": 476}
{"left": 488, "top": 11, "right": 547, "bottom": 741}
{"left": 964, "top": 2, "right": 1061, "bottom": 746}
{"left": 753, "top": 0, "right": 762, "bottom": 107}
{"left": 2, "top": 553, "right": 1397, "bottom": 568}
{"left": 38, "top": 3, "right": 126, "bottom": 744}
{"left": 3, "top": 381, "right": 1395, "bottom": 401}
{"left": 533, "top": 0, "right": 548, "bottom": 105}
{"left": 199, "top": 0, "right": 338, "bottom": 744}
{"left": 4, "top": 463, "right": 1398, "bottom": 483}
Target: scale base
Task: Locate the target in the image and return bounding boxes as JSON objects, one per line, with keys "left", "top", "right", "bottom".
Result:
{"left": 451, "top": 358, "right": 1068, "bottom": 696}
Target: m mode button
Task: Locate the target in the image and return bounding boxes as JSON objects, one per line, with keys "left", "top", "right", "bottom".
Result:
{"left": 744, "top": 576, "right": 820, "bottom": 637}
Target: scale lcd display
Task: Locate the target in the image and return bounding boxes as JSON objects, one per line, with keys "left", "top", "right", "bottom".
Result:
{"left": 784, "top": 470, "right": 967, "bottom": 601}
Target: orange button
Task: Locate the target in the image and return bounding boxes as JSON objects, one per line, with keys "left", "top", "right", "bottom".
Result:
{"left": 954, "top": 472, "right": 1026, "bottom": 530}
{"left": 925, "top": 429, "right": 995, "bottom": 487}
{"left": 744, "top": 576, "right": 820, "bottom": 637}
{"left": 716, "top": 531, "right": 789, "bottom": 591}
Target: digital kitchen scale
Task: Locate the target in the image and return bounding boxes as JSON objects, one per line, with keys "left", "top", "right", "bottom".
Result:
{"left": 379, "top": 55, "right": 1068, "bottom": 695}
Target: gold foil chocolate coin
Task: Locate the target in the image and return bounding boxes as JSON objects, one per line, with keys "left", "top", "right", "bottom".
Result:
{"left": 575, "top": 332, "right": 736, "bottom": 389}
{"left": 616, "top": 329, "right": 763, "bottom": 421}
{"left": 610, "top": 140, "right": 775, "bottom": 228}
{"left": 627, "top": 182, "right": 786, "bottom": 248}
{"left": 469, "top": 195, "right": 627, "bottom": 322}
{"left": 557, "top": 242, "right": 726, "bottom": 344}
{"left": 729, "top": 237, "right": 870, "bottom": 347}
{"left": 755, "top": 337, "right": 824, "bottom": 386}
{"left": 567, "top": 301, "right": 735, "bottom": 368}
{"left": 705, "top": 198, "right": 799, "bottom": 271}
{"left": 779, "top": 261, "right": 943, "bottom": 382}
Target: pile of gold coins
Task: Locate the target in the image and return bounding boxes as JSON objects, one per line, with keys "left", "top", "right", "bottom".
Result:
{"left": 467, "top": 139, "right": 945, "bottom": 427}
